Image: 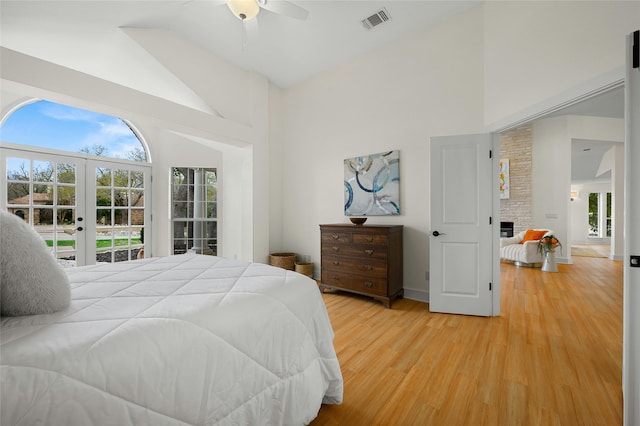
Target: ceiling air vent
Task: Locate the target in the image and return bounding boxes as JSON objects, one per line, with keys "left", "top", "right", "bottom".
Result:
{"left": 361, "top": 7, "right": 391, "bottom": 30}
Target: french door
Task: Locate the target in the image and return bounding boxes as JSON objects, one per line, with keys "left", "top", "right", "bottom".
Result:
{"left": 1, "top": 143, "right": 150, "bottom": 266}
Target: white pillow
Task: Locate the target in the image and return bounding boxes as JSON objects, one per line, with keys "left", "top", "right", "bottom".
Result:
{"left": 0, "top": 210, "right": 71, "bottom": 316}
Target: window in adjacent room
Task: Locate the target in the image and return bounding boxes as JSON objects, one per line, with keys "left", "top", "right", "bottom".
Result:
{"left": 171, "top": 167, "right": 217, "bottom": 256}
{"left": 588, "top": 192, "right": 612, "bottom": 238}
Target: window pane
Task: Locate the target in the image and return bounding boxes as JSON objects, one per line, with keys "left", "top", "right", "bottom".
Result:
{"left": 57, "top": 163, "right": 76, "bottom": 184}
{"left": 97, "top": 209, "right": 112, "bottom": 225}
{"left": 1, "top": 100, "right": 148, "bottom": 163}
{"left": 11, "top": 209, "right": 29, "bottom": 222}
{"left": 37, "top": 208, "right": 54, "bottom": 225}
{"left": 114, "top": 188, "right": 128, "bottom": 206}
{"left": 113, "top": 169, "right": 129, "bottom": 187}
{"left": 172, "top": 169, "right": 187, "bottom": 186}
{"left": 606, "top": 192, "right": 612, "bottom": 237}
{"left": 57, "top": 208, "right": 75, "bottom": 226}
{"left": 130, "top": 190, "right": 143, "bottom": 207}
{"left": 7, "top": 158, "right": 30, "bottom": 181}
{"left": 97, "top": 188, "right": 112, "bottom": 206}
{"left": 173, "top": 201, "right": 190, "bottom": 218}
{"left": 114, "top": 209, "right": 129, "bottom": 226}
{"left": 34, "top": 185, "right": 54, "bottom": 205}
{"left": 130, "top": 171, "right": 144, "bottom": 189}
{"left": 588, "top": 193, "right": 599, "bottom": 236}
{"left": 33, "top": 161, "right": 54, "bottom": 183}
{"left": 57, "top": 186, "right": 75, "bottom": 206}
{"left": 131, "top": 209, "right": 144, "bottom": 226}
{"left": 171, "top": 167, "right": 218, "bottom": 256}
{"left": 7, "top": 182, "right": 29, "bottom": 204}
{"left": 97, "top": 168, "right": 111, "bottom": 186}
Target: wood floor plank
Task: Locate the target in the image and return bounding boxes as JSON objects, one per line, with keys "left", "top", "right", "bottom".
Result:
{"left": 312, "top": 256, "right": 623, "bottom": 425}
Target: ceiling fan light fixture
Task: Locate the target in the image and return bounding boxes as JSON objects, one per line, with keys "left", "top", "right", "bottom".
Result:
{"left": 227, "top": 0, "right": 260, "bottom": 21}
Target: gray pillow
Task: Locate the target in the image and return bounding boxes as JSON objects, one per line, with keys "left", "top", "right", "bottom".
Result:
{"left": 1, "top": 210, "right": 71, "bottom": 316}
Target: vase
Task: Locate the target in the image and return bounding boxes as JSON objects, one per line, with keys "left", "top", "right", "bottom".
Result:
{"left": 542, "top": 250, "right": 558, "bottom": 272}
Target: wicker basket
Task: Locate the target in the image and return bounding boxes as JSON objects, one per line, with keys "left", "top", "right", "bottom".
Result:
{"left": 269, "top": 252, "right": 296, "bottom": 270}
{"left": 294, "top": 262, "right": 313, "bottom": 277}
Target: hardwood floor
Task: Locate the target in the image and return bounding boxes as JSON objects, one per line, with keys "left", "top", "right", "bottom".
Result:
{"left": 312, "top": 256, "right": 623, "bottom": 425}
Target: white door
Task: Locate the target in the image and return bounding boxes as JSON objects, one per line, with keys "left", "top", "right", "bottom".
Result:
{"left": 623, "top": 29, "right": 640, "bottom": 426}
{"left": 1, "top": 146, "right": 87, "bottom": 265}
{"left": 429, "top": 134, "right": 494, "bottom": 316}
{"left": 86, "top": 159, "right": 151, "bottom": 264}
{"left": 1, "top": 144, "right": 151, "bottom": 266}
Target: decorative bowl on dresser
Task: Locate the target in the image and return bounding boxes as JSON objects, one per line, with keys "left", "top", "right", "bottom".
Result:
{"left": 319, "top": 224, "right": 403, "bottom": 309}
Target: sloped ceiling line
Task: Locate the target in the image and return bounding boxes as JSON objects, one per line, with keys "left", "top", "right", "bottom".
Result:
{"left": 121, "top": 27, "right": 253, "bottom": 126}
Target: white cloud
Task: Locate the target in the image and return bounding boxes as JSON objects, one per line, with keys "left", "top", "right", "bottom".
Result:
{"left": 40, "top": 102, "right": 102, "bottom": 123}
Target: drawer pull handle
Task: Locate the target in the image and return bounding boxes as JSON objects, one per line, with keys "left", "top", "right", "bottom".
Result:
{"left": 333, "top": 260, "right": 340, "bottom": 265}
{"left": 365, "top": 249, "right": 374, "bottom": 255}
{"left": 332, "top": 234, "right": 340, "bottom": 240}
{"left": 332, "top": 276, "right": 340, "bottom": 281}
{"left": 365, "top": 281, "right": 373, "bottom": 288}
{"left": 332, "top": 246, "right": 340, "bottom": 252}
{"left": 365, "top": 236, "right": 373, "bottom": 242}
{"left": 364, "top": 264, "right": 373, "bottom": 270}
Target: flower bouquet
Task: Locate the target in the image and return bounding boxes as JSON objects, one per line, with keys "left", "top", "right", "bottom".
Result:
{"left": 537, "top": 234, "right": 562, "bottom": 256}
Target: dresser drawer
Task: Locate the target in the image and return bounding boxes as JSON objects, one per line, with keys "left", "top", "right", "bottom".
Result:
{"left": 322, "top": 255, "right": 387, "bottom": 277}
{"left": 321, "top": 232, "right": 352, "bottom": 244}
{"left": 321, "top": 271, "right": 387, "bottom": 296}
{"left": 352, "top": 233, "right": 388, "bottom": 246}
{"left": 321, "top": 244, "right": 388, "bottom": 260}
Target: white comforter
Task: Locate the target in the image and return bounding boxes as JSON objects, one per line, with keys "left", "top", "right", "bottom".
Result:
{"left": 1, "top": 254, "right": 343, "bottom": 425}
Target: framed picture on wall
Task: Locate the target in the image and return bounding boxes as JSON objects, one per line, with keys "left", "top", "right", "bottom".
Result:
{"left": 344, "top": 150, "right": 400, "bottom": 216}
{"left": 500, "top": 158, "right": 510, "bottom": 199}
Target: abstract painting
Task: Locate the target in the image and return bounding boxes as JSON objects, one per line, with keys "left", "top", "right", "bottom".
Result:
{"left": 499, "top": 158, "right": 510, "bottom": 199}
{"left": 344, "top": 150, "right": 400, "bottom": 216}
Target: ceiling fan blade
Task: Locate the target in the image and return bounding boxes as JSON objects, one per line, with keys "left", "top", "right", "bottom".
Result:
{"left": 259, "top": 0, "right": 309, "bottom": 20}
{"left": 245, "top": 17, "right": 260, "bottom": 37}
{"left": 241, "top": 17, "right": 259, "bottom": 49}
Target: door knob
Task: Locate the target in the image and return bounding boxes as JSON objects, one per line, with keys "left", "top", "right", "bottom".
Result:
{"left": 432, "top": 231, "right": 444, "bottom": 237}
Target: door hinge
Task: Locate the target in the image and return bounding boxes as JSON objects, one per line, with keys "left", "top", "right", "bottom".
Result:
{"left": 489, "top": 150, "right": 492, "bottom": 159}
{"left": 633, "top": 30, "right": 639, "bottom": 69}
{"left": 489, "top": 282, "right": 492, "bottom": 291}
{"left": 489, "top": 216, "right": 492, "bottom": 225}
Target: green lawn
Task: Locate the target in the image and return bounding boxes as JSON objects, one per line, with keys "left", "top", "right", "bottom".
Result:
{"left": 46, "top": 239, "right": 141, "bottom": 248}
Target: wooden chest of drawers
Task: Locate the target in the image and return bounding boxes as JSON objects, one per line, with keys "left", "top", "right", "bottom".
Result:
{"left": 320, "top": 224, "right": 403, "bottom": 308}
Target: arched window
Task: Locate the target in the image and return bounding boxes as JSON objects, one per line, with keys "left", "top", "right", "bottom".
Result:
{"left": 0, "top": 100, "right": 151, "bottom": 266}
{"left": 1, "top": 100, "right": 147, "bottom": 161}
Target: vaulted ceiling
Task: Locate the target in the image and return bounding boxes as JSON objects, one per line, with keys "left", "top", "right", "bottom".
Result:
{"left": 0, "top": 0, "right": 481, "bottom": 89}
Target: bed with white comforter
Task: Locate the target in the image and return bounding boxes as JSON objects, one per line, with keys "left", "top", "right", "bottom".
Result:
{"left": 0, "top": 254, "right": 343, "bottom": 425}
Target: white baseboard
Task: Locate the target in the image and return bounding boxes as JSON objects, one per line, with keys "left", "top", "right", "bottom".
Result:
{"left": 404, "top": 288, "right": 429, "bottom": 303}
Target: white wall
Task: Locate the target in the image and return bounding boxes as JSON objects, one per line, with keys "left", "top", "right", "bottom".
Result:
{"left": 484, "top": 0, "right": 639, "bottom": 126}
{"left": 279, "top": 6, "right": 485, "bottom": 297}
{"left": 0, "top": 46, "right": 271, "bottom": 264}
{"left": 147, "top": 130, "right": 222, "bottom": 257}
{"left": 531, "top": 117, "right": 572, "bottom": 262}
{"left": 532, "top": 116, "right": 624, "bottom": 263}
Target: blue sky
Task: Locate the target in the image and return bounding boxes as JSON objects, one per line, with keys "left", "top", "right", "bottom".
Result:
{"left": 0, "top": 100, "right": 144, "bottom": 160}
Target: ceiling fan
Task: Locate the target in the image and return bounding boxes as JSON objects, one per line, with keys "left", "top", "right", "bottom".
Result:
{"left": 226, "top": 0, "right": 309, "bottom": 22}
